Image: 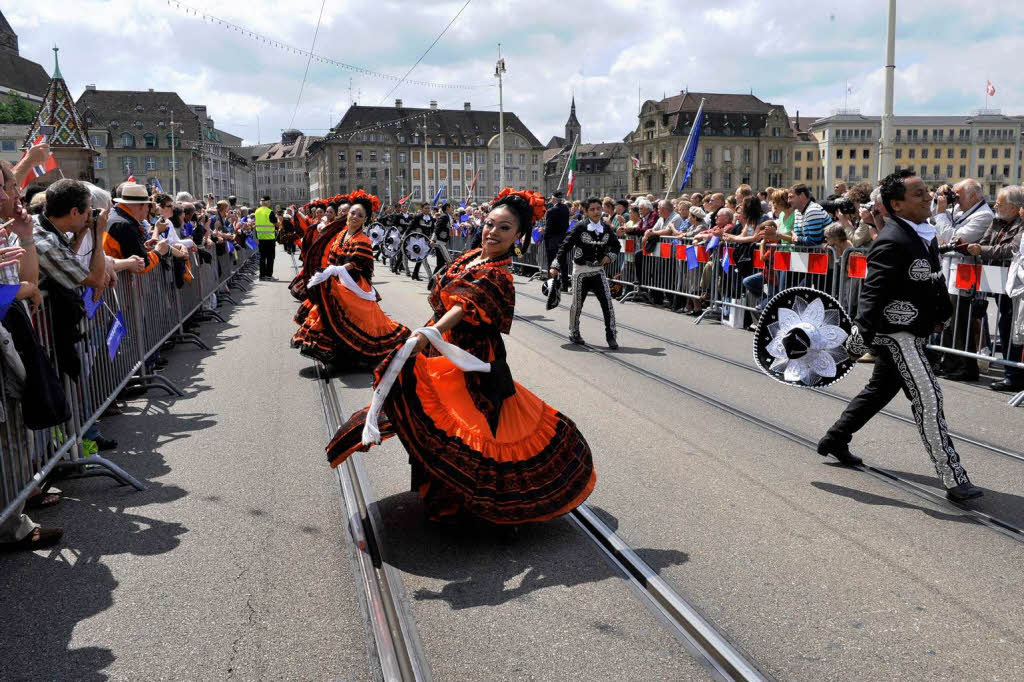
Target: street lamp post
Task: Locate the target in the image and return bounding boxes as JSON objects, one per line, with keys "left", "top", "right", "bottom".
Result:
{"left": 495, "top": 45, "right": 507, "bottom": 188}
{"left": 878, "top": 0, "right": 897, "bottom": 178}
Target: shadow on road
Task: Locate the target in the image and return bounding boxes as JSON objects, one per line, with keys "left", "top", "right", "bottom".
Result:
{"left": 369, "top": 492, "right": 689, "bottom": 611}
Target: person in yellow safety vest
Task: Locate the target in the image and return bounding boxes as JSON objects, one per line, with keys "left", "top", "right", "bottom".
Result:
{"left": 254, "top": 195, "right": 279, "bottom": 280}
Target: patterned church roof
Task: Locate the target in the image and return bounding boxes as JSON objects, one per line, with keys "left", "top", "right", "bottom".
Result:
{"left": 22, "top": 49, "right": 92, "bottom": 150}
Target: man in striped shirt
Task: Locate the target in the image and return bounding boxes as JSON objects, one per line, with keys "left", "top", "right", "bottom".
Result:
{"left": 788, "top": 183, "right": 830, "bottom": 246}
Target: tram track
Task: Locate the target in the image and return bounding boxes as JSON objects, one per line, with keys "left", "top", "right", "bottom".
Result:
{"left": 511, "top": 308, "right": 1024, "bottom": 547}
{"left": 516, "top": 288, "right": 1024, "bottom": 465}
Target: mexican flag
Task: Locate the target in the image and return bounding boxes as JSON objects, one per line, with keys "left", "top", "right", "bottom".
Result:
{"left": 565, "top": 142, "right": 578, "bottom": 197}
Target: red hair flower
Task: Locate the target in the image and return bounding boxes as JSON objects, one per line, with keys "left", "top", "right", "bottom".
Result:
{"left": 492, "top": 187, "right": 546, "bottom": 224}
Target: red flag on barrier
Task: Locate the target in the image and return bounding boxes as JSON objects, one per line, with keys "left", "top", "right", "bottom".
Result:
{"left": 659, "top": 241, "right": 671, "bottom": 258}
{"left": 696, "top": 245, "right": 709, "bottom": 263}
{"left": 675, "top": 243, "right": 686, "bottom": 260}
{"left": 847, "top": 253, "right": 867, "bottom": 278}
{"left": 773, "top": 251, "right": 791, "bottom": 271}
{"left": 807, "top": 252, "right": 830, "bottom": 274}
{"left": 955, "top": 263, "right": 982, "bottom": 290}
{"left": 753, "top": 250, "right": 765, "bottom": 269}
{"left": 624, "top": 239, "right": 636, "bottom": 254}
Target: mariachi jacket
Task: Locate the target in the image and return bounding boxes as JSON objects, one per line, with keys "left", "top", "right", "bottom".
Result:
{"left": 855, "top": 215, "right": 953, "bottom": 343}
{"left": 552, "top": 221, "right": 621, "bottom": 269}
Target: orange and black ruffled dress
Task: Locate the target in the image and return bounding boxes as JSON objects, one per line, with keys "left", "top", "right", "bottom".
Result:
{"left": 290, "top": 217, "right": 346, "bottom": 311}
{"left": 326, "top": 248, "right": 596, "bottom": 524}
{"left": 292, "top": 229, "right": 410, "bottom": 367}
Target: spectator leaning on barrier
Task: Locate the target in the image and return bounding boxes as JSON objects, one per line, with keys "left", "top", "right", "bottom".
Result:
{"left": 788, "top": 183, "right": 829, "bottom": 246}
{"left": 965, "top": 185, "right": 1024, "bottom": 392}
{"left": 103, "top": 184, "right": 169, "bottom": 270}
{"left": 1007, "top": 209, "right": 1024, "bottom": 387}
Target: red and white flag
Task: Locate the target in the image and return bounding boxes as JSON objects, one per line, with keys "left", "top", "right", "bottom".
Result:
{"left": 126, "top": 173, "right": 136, "bottom": 183}
{"left": 987, "top": 80, "right": 996, "bottom": 97}
{"left": 630, "top": 155, "right": 640, "bottom": 171}
{"left": 19, "top": 135, "right": 59, "bottom": 189}
{"left": 467, "top": 170, "right": 479, "bottom": 198}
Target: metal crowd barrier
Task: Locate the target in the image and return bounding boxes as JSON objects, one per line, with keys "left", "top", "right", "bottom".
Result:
{"left": 0, "top": 244, "right": 257, "bottom": 528}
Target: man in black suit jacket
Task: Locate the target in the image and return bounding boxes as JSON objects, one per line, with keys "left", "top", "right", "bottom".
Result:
{"left": 543, "top": 192, "right": 572, "bottom": 291}
{"left": 819, "top": 170, "right": 982, "bottom": 501}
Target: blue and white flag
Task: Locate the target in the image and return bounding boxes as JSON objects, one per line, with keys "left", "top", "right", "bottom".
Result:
{"left": 432, "top": 181, "right": 447, "bottom": 208}
{"left": 675, "top": 98, "right": 706, "bottom": 192}
{"left": 152, "top": 178, "right": 163, "bottom": 193}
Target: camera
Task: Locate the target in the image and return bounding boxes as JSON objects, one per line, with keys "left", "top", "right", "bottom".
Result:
{"left": 820, "top": 197, "right": 857, "bottom": 216}
{"left": 938, "top": 238, "right": 969, "bottom": 255}
{"left": 941, "top": 188, "right": 957, "bottom": 206}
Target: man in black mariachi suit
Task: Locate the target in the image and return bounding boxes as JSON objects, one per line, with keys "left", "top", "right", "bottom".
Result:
{"left": 390, "top": 205, "right": 416, "bottom": 274}
{"left": 549, "top": 196, "right": 621, "bottom": 349}
{"left": 408, "top": 202, "right": 436, "bottom": 281}
{"left": 543, "top": 191, "right": 572, "bottom": 292}
{"left": 414, "top": 202, "right": 452, "bottom": 287}
{"left": 818, "top": 170, "right": 982, "bottom": 501}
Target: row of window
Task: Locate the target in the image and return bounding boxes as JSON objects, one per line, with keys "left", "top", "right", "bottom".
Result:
{"left": 104, "top": 132, "right": 183, "bottom": 149}
{"left": 337, "top": 149, "right": 541, "bottom": 166}
{"left": 891, "top": 164, "right": 1018, "bottom": 180}
{"left": 835, "top": 148, "right": 871, "bottom": 160}
{"left": 95, "top": 156, "right": 180, "bottom": 171}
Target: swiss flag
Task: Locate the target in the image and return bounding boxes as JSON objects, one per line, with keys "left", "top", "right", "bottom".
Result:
{"left": 955, "top": 263, "right": 982, "bottom": 290}
{"left": 847, "top": 253, "right": 867, "bottom": 278}
{"left": 659, "top": 241, "right": 671, "bottom": 258}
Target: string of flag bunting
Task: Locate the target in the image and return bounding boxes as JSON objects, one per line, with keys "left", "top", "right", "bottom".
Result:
{"left": 166, "top": 0, "right": 493, "bottom": 91}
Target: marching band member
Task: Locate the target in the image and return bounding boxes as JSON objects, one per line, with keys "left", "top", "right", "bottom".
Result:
{"left": 549, "top": 196, "right": 621, "bottom": 348}
{"left": 326, "top": 188, "right": 596, "bottom": 526}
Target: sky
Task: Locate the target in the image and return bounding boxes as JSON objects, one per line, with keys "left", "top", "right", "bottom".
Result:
{"left": 8, "top": 0, "right": 1024, "bottom": 146}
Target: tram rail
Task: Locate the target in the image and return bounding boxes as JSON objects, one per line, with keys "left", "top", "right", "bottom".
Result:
{"left": 515, "top": 288, "right": 1024, "bottom": 466}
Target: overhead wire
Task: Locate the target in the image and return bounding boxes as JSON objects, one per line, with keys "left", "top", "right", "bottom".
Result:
{"left": 289, "top": 0, "right": 326, "bottom": 129}
{"left": 166, "top": 0, "right": 491, "bottom": 91}
{"left": 377, "top": 0, "right": 474, "bottom": 105}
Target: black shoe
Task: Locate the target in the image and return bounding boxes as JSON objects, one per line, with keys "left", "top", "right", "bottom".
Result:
{"left": 946, "top": 482, "right": 983, "bottom": 501}
{"left": 606, "top": 334, "right": 618, "bottom": 350}
{"left": 989, "top": 380, "right": 1024, "bottom": 393}
{"left": 816, "top": 435, "right": 863, "bottom": 467}
{"left": 944, "top": 370, "right": 979, "bottom": 382}
{"left": 94, "top": 436, "right": 118, "bottom": 451}
{"left": 411, "top": 275, "right": 422, "bottom": 281}
{"left": 569, "top": 334, "right": 585, "bottom": 345}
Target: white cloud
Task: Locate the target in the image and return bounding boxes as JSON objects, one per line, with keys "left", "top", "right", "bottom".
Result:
{"left": 5, "top": 0, "right": 1023, "bottom": 147}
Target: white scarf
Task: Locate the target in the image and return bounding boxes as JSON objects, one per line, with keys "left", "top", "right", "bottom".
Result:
{"left": 586, "top": 221, "right": 604, "bottom": 235}
{"left": 362, "top": 326, "right": 491, "bottom": 445}
{"left": 307, "top": 265, "right": 378, "bottom": 301}
{"left": 910, "top": 220, "right": 936, "bottom": 247}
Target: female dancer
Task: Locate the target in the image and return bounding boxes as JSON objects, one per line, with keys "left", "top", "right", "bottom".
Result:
{"left": 326, "top": 189, "right": 596, "bottom": 525}
{"left": 290, "top": 197, "right": 347, "bottom": 307}
{"left": 292, "top": 191, "right": 410, "bottom": 370}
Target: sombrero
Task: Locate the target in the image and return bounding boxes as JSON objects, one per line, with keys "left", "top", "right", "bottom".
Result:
{"left": 752, "top": 287, "right": 855, "bottom": 387}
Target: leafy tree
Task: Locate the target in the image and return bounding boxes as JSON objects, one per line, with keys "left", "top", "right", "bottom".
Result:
{"left": 0, "top": 94, "right": 39, "bottom": 124}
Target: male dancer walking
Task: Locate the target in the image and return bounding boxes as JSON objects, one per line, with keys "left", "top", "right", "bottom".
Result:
{"left": 549, "top": 196, "right": 621, "bottom": 348}
{"left": 819, "top": 170, "right": 982, "bottom": 501}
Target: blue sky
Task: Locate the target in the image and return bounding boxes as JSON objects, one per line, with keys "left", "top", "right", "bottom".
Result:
{"left": 8, "top": 0, "right": 1024, "bottom": 146}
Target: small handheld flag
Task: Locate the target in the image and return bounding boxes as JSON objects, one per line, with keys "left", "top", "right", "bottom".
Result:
{"left": 19, "top": 136, "right": 59, "bottom": 189}
{"left": 106, "top": 312, "right": 127, "bottom": 360}
{"left": 152, "top": 178, "right": 163, "bottom": 193}
{"left": 0, "top": 283, "right": 19, "bottom": 319}
{"left": 245, "top": 235, "right": 258, "bottom": 250}
{"left": 82, "top": 287, "right": 103, "bottom": 320}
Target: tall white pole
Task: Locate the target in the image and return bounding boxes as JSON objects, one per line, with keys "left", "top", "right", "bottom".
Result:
{"left": 171, "top": 110, "right": 177, "bottom": 195}
{"left": 496, "top": 44, "right": 506, "bottom": 188}
{"left": 424, "top": 115, "right": 428, "bottom": 202}
{"left": 878, "top": 0, "right": 897, "bottom": 179}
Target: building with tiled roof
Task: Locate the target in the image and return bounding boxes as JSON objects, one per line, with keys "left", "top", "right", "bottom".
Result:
{"left": 248, "top": 129, "right": 319, "bottom": 205}
{"left": 77, "top": 86, "right": 204, "bottom": 194}
{"left": 0, "top": 10, "right": 49, "bottom": 105}
{"left": 625, "top": 91, "right": 794, "bottom": 196}
{"left": 189, "top": 104, "right": 252, "bottom": 205}
{"left": 305, "top": 100, "right": 545, "bottom": 205}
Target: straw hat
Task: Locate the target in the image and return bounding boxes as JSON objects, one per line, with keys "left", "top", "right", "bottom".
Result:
{"left": 117, "top": 184, "right": 153, "bottom": 205}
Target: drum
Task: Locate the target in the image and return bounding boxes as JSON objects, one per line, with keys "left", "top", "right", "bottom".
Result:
{"left": 367, "top": 222, "right": 386, "bottom": 247}
{"left": 403, "top": 231, "right": 431, "bottom": 263}
{"left": 381, "top": 226, "right": 402, "bottom": 258}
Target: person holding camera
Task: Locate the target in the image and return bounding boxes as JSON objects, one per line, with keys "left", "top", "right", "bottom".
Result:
{"left": 819, "top": 170, "right": 981, "bottom": 501}
{"left": 931, "top": 179, "right": 994, "bottom": 381}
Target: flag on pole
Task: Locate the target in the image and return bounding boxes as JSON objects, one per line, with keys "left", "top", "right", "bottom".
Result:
{"left": 152, "top": 178, "right": 163, "bottom": 193}
{"left": 565, "top": 140, "right": 579, "bottom": 197}
{"left": 126, "top": 173, "right": 136, "bottom": 183}
{"left": 676, "top": 99, "right": 706, "bottom": 192}
{"left": 397, "top": 191, "right": 413, "bottom": 205}
{"left": 432, "top": 181, "right": 446, "bottom": 207}
{"left": 18, "top": 135, "right": 59, "bottom": 189}
{"left": 987, "top": 80, "right": 996, "bottom": 96}
{"left": 467, "top": 170, "right": 479, "bottom": 199}
{"left": 630, "top": 155, "right": 641, "bottom": 171}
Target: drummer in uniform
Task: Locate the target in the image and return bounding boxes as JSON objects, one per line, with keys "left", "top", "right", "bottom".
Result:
{"left": 390, "top": 204, "right": 416, "bottom": 274}
{"left": 412, "top": 202, "right": 452, "bottom": 285}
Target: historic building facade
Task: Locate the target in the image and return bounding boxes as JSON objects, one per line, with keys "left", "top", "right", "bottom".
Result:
{"left": 626, "top": 91, "right": 794, "bottom": 197}
{"left": 305, "top": 100, "right": 545, "bottom": 205}
{"left": 250, "top": 130, "right": 318, "bottom": 205}
{"left": 543, "top": 99, "right": 631, "bottom": 198}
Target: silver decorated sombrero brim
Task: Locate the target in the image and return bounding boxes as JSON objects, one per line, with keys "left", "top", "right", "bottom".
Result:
{"left": 752, "top": 287, "right": 855, "bottom": 387}
{"left": 541, "top": 278, "right": 561, "bottom": 310}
